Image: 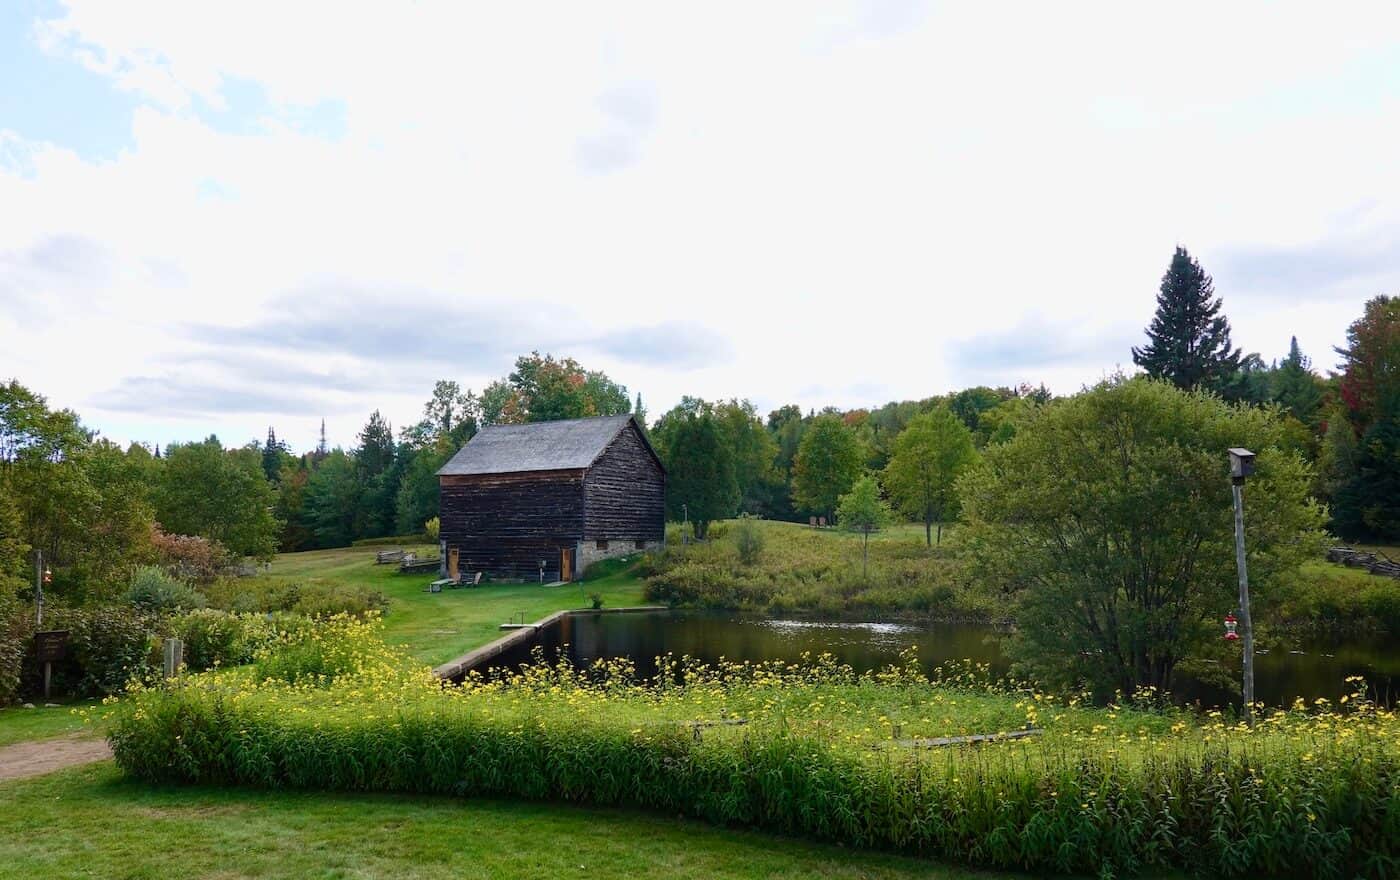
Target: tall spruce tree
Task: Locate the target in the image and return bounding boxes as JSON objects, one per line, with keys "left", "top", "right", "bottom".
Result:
{"left": 261, "top": 426, "right": 284, "bottom": 483}
{"left": 1272, "top": 336, "right": 1325, "bottom": 425}
{"left": 1132, "top": 247, "right": 1241, "bottom": 391}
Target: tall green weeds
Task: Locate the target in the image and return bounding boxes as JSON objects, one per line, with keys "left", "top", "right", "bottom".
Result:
{"left": 106, "top": 630, "right": 1398, "bottom": 878}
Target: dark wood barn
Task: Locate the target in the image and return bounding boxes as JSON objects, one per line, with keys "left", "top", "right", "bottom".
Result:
{"left": 436, "top": 414, "right": 665, "bottom": 582}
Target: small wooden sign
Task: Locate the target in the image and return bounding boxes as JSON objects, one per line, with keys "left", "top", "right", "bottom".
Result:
{"left": 34, "top": 630, "right": 69, "bottom": 663}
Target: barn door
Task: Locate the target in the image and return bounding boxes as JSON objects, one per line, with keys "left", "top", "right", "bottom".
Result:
{"left": 560, "top": 547, "right": 574, "bottom": 582}
{"left": 448, "top": 548, "right": 460, "bottom": 581}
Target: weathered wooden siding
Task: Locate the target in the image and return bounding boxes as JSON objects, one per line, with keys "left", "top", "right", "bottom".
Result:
{"left": 439, "top": 470, "right": 584, "bottom": 578}
{"left": 582, "top": 422, "right": 665, "bottom": 542}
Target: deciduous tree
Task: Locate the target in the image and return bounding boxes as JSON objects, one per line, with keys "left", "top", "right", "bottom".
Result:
{"left": 791, "top": 415, "right": 863, "bottom": 523}
{"left": 836, "top": 475, "right": 892, "bottom": 578}
{"left": 155, "top": 437, "right": 279, "bottom": 560}
{"left": 481, "top": 352, "right": 631, "bottom": 424}
{"left": 959, "top": 377, "right": 1325, "bottom": 695}
{"left": 882, "top": 409, "right": 976, "bottom": 546}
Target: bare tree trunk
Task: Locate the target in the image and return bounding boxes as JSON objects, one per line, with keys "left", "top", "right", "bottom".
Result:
{"left": 925, "top": 518, "right": 932, "bottom": 547}
{"left": 936, "top": 522, "right": 943, "bottom": 545}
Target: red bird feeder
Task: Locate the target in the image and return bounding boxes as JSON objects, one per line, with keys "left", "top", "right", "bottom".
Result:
{"left": 1223, "top": 612, "right": 1239, "bottom": 641}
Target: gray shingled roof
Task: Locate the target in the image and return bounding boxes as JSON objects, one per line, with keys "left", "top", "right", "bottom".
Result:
{"left": 437, "top": 414, "right": 640, "bottom": 476}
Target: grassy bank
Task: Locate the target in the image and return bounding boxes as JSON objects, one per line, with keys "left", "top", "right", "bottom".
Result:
{"left": 107, "top": 618, "right": 1399, "bottom": 878}
{"left": 1274, "top": 558, "right": 1400, "bottom": 634}
{"left": 0, "top": 763, "right": 1013, "bottom": 880}
{"left": 257, "top": 545, "right": 647, "bottom": 665}
{"left": 643, "top": 520, "right": 996, "bottom": 620}
{"left": 645, "top": 520, "right": 1400, "bottom": 637}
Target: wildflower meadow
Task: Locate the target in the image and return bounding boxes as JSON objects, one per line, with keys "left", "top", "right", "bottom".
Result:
{"left": 105, "top": 616, "right": 1399, "bottom": 878}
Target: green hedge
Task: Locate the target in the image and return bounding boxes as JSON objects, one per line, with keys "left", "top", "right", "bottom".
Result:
{"left": 349, "top": 535, "right": 427, "bottom": 548}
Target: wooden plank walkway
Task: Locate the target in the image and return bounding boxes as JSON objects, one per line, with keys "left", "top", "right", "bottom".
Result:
{"left": 876, "top": 728, "right": 1043, "bottom": 750}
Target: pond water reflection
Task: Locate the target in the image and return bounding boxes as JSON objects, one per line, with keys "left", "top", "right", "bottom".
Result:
{"left": 484, "top": 610, "right": 1398, "bottom": 709}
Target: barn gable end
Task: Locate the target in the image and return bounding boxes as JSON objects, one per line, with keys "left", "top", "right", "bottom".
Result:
{"left": 583, "top": 419, "right": 665, "bottom": 542}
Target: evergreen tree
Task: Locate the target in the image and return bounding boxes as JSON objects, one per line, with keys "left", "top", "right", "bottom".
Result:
{"left": 660, "top": 411, "right": 738, "bottom": 539}
{"left": 1329, "top": 296, "right": 1400, "bottom": 540}
{"left": 301, "top": 450, "right": 359, "bottom": 547}
{"left": 1132, "top": 247, "right": 1241, "bottom": 391}
{"left": 1271, "top": 336, "right": 1325, "bottom": 425}
{"left": 354, "top": 411, "right": 399, "bottom": 538}
{"left": 633, "top": 393, "right": 649, "bottom": 438}
{"left": 261, "top": 426, "right": 285, "bottom": 483}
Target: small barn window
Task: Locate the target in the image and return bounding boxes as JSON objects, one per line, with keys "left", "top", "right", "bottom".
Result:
{"left": 596, "top": 540, "right": 609, "bottom": 550}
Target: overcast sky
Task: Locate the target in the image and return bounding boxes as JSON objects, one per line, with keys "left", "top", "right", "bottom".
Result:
{"left": 4, "top": 1, "right": 1400, "bottom": 452}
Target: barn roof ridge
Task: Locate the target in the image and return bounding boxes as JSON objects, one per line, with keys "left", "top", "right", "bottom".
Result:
{"left": 437, "top": 413, "right": 661, "bottom": 477}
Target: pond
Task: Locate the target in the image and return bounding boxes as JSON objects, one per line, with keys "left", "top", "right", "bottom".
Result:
{"left": 484, "top": 609, "right": 1400, "bottom": 709}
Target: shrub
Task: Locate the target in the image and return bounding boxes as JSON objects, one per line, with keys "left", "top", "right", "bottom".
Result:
{"left": 424, "top": 517, "right": 440, "bottom": 542}
{"left": 200, "top": 578, "right": 387, "bottom": 619}
{"left": 733, "top": 516, "right": 764, "bottom": 566}
{"left": 0, "top": 623, "right": 21, "bottom": 705}
{"left": 127, "top": 566, "right": 206, "bottom": 612}
{"left": 150, "top": 528, "right": 232, "bottom": 583}
{"left": 664, "top": 522, "right": 694, "bottom": 546}
{"left": 167, "top": 609, "right": 284, "bottom": 671}
{"left": 19, "top": 606, "right": 161, "bottom": 697}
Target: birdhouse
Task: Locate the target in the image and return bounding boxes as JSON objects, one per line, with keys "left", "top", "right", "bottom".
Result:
{"left": 1223, "top": 612, "right": 1239, "bottom": 640}
{"left": 1228, "top": 448, "right": 1256, "bottom": 481}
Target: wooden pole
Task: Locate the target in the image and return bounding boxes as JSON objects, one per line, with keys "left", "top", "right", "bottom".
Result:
{"left": 1232, "top": 479, "right": 1255, "bottom": 725}
{"left": 34, "top": 549, "right": 43, "bottom": 627}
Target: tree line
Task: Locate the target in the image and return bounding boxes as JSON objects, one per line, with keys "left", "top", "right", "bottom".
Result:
{"left": 3, "top": 246, "right": 1396, "bottom": 614}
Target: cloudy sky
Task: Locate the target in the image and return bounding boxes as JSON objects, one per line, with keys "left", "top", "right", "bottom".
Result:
{"left": 4, "top": 1, "right": 1400, "bottom": 452}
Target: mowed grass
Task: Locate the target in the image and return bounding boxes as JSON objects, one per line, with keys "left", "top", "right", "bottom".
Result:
{"left": 0, "top": 763, "right": 1027, "bottom": 880}
{"left": 0, "top": 700, "right": 101, "bottom": 747}
{"left": 265, "top": 545, "right": 648, "bottom": 666}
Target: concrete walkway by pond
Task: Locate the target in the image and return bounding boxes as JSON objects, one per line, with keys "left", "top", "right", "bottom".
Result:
{"left": 0, "top": 733, "right": 112, "bottom": 782}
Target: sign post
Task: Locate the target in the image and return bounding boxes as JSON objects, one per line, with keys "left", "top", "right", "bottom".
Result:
{"left": 163, "top": 638, "right": 184, "bottom": 679}
{"left": 33, "top": 630, "right": 69, "bottom": 701}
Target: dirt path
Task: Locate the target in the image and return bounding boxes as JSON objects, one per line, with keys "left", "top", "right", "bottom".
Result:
{"left": 0, "top": 732, "right": 112, "bottom": 782}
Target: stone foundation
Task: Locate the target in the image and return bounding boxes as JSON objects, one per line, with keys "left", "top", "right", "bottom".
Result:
{"left": 575, "top": 538, "right": 662, "bottom": 575}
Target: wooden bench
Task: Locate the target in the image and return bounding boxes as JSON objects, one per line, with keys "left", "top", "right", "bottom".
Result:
{"left": 427, "top": 571, "right": 483, "bottom": 592}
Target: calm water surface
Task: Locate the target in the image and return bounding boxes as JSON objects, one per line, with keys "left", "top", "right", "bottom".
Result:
{"left": 486, "top": 609, "right": 1399, "bottom": 709}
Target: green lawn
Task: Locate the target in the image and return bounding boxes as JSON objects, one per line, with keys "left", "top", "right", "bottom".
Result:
{"left": 266, "top": 545, "right": 648, "bottom": 665}
{"left": 0, "top": 763, "right": 1028, "bottom": 880}
{"left": 0, "top": 700, "right": 100, "bottom": 748}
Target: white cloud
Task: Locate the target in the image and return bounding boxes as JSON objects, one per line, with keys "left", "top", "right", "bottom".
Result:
{"left": 4, "top": 1, "right": 1400, "bottom": 449}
